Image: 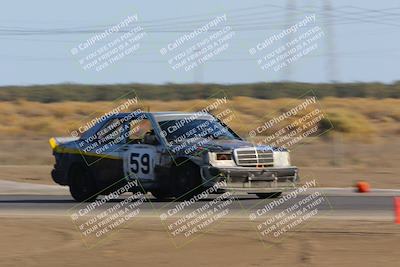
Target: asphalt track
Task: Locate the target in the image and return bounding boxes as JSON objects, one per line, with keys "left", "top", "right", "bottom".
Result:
{"left": 0, "top": 181, "right": 398, "bottom": 220}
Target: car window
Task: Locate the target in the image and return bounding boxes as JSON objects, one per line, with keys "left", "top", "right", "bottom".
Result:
{"left": 158, "top": 119, "right": 237, "bottom": 143}
{"left": 96, "top": 118, "right": 125, "bottom": 145}
{"left": 128, "top": 118, "right": 153, "bottom": 143}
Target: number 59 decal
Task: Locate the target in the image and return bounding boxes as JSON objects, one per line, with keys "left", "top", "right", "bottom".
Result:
{"left": 130, "top": 152, "right": 150, "bottom": 174}
{"left": 124, "top": 146, "right": 156, "bottom": 180}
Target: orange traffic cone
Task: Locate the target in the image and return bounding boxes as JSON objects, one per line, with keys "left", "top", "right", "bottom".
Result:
{"left": 394, "top": 197, "right": 400, "bottom": 224}
{"left": 356, "top": 181, "right": 370, "bottom": 193}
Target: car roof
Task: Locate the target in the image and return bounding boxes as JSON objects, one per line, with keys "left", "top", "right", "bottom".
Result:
{"left": 115, "top": 111, "right": 215, "bottom": 121}
{"left": 149, "top": 111, "right": 208, "bottom": 115}
{"left": 151, "top": 112, "right": 214, "bottom": 122}
{"left": 80, "top": 111, "right": 216, "bottom": 139}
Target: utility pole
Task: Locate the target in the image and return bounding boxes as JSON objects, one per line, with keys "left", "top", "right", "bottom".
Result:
{"left": 323, "top": 0, "right": 338, "bottom": 82}
{"left": 193, "top": 48, "right": 204, "bottom": 83}
{"left": 283, "top": 0, "right": 296, "bottom": 81}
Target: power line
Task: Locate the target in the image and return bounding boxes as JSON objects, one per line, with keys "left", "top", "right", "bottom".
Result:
{"left": 1, "top": 5, "right": 400, "bottom": 36}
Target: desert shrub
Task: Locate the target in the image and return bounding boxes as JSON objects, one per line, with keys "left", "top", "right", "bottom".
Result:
{"left": 319, "top": 109, "right": 375, "bottom": 139}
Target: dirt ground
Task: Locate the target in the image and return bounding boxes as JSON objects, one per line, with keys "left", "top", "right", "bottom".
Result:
{"left": 0, "top": 217, "right": 398, "bottom": 267}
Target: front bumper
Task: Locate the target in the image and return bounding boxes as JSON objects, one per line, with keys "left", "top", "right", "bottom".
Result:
{"left": 200, "top": 166, "right": 298, "bottom": 193}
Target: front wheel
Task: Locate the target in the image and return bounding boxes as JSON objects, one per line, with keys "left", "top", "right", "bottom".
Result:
{"left": 69, "top": 165, "right": 98, "bottom": 202}
{"left": 256, "top": 192, "right": 282, "bottom": 199}
{"left": 151, "top": 189, "right": 173, "bottom": 201}
{"left": 173, "top": 162, "right": 202, "bottom": 200}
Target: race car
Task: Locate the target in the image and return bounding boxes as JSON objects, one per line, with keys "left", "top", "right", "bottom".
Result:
{"left": 49, "top": 111, "right": 298, "bottom": 202}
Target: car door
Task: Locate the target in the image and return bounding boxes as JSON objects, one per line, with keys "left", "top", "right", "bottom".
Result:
{"left": 124, "top": 144, "right": 158, "bottom": 181}
{"left": 122, "top": 117, "right": 160, "bottom": 182}
{"left": 80, "top": 117, "right": 127, "bottom": 190}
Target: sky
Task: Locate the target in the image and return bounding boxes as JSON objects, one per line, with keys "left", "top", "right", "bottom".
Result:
{"left": 0, "top": 0, "right": 399, "bottom": 86}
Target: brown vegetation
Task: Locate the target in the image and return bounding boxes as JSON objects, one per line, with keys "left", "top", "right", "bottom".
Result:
{"left": 0, "top": 97, "right": 398, "bottom": 139}
{"left": 0, "top": 97, "right": 398, "bottom": 188}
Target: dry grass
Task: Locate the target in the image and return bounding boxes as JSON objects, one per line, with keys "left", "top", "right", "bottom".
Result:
{"left": 0, "top": 97, "right": 398, "bottom": 139}
{"left": 0, "top": 98, "right": 398, "bottom": 188}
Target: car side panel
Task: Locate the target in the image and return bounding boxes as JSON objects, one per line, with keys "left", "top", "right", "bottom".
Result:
{"left": 51, "top": 151, "right": 125, "bottom": 193}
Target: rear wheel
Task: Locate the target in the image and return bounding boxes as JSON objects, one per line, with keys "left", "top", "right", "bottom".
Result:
{"left": 69, "top": 165, "right": 98, "bottom": 202}
{"left": 256, "top": 192, "right": 282, "bottom": 199}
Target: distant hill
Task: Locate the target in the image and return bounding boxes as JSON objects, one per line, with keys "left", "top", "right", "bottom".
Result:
{"left": 0, "top": 82, "right": 399, "bottom": 102}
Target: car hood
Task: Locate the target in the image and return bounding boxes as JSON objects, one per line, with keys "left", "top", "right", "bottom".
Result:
{"left": 169, "top": 138, "right": 278, "bottom": 153}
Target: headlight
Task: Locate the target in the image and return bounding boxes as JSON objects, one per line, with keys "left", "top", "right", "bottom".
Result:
{"left": 209, "top": 152, "right": 235, "bottom": 167}
{"left": 273, "top": 151, "right": 291, "bottom": 167}
{"left": 216, "top": 153, "right": 231, "bottom": 160}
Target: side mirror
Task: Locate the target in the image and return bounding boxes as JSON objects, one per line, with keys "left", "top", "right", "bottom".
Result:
{"left": 143, "top": 134, "right": 159, "bottom": 145}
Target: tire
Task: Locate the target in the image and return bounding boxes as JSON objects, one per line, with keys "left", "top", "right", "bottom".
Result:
{"left": 151, "top": 190, "right": 172, "bottom": 201}
{"left": 69, "top": 165, "right": 98, "bottom": 202}
{"left": 173, "top": 162, "right": 202, "bottom": 200}
{"left": 256, "top": 192, "right": 282, "bottom": 199}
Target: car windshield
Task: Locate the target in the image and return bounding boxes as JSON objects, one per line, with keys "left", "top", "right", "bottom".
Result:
{"left": 158, "top": 118, "right": 238, "bottom": 143}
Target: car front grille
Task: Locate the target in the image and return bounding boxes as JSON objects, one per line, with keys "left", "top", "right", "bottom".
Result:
{"left": 234, "top": 147, "right": 274, "bottom": 167}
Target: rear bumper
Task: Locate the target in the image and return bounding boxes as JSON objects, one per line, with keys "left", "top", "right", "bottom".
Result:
{"left": 200, "top": 166, "right": 298, "bottom": 193}
{"left": 51, "top": 167, "right": 68, "bottom": 185}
